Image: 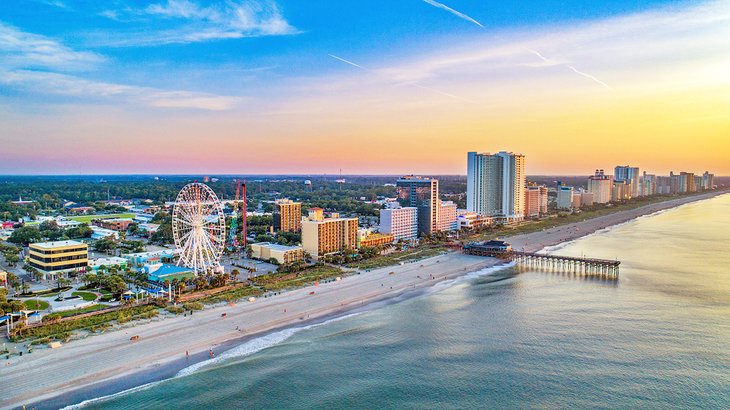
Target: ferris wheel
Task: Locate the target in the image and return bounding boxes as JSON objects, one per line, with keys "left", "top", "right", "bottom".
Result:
{"left": 172, "top": 182, "right": 226, "bottom": 274}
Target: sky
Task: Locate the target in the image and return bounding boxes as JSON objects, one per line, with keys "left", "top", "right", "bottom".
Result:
{"left": 0, "top": 0, "right": 728, "bottom": 175}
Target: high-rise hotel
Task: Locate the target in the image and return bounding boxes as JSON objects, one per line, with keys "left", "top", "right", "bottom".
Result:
{"left": 396, "top": 176, "right": 439, "bottom": 235}
{"left": 466, "top": 151, "right": 526, "bottom": 222}
{"left": 273, "top": 198, "right": 302, "bottom": 232}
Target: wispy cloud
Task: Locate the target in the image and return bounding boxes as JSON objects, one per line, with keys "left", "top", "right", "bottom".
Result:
{"left": 97, "top": 0, "right": 298, "bottom": 46}
{"left": 422, "top": 0, "right": 484, "bottom": 27}
{"left": 1, "top": 70, "right": 243, "bottom": 110}
{"left": 0, "top": 23, "right": 243, "bottom": 110}
{"left": 527, "top": 49, "right": 610, "bottom": 89}
{"left": 0, "top": 22, "right": 104, "bottom": 71}
{"left": 328, "top": 53, "right": 476, "bottom": 103}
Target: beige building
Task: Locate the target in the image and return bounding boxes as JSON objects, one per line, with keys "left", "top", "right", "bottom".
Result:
{"left": 302, "top": 211, "right": 358, "bottom": 259}
{"left": 587, "top": 169, "right": 613, "bottom": 204}
{"left": 273, "top": 199, "right": 302, "bottom": 232}
{"left": 437, "top": 200, "right": 458, "bottom": 232}
{"left": 250, "top": 242, "right": 304, "bottom": 265}
{"left": 524, "top": 184, "right": 548, "bottom": 217}
{"left": 28, "top": 240, "right": 88, "bottom": 280}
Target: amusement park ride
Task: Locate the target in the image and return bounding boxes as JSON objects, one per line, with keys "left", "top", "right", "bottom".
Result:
{"left": 171, "top": 180, "right": 247, "bottom": 274}
{"left": 228, "top": 179, "right": 247, "bottom": 249}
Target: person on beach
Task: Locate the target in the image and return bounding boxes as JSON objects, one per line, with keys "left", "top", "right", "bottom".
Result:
{"left": 186, "top": 350, "right": 189, "bottom": 358}
{"left": 209, "top": 349, "right": 214, "bottom": 358}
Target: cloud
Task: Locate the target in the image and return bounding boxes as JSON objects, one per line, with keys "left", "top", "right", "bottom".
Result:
{"left": 422, "top": 0, "right": 484, "bottom": 27}
{"left": 0, "top": 23, "right": 244, "bottom": 110}
{"left": 0, "top": 22, "right": 104, "bottom": 71}
{"left": 97, "top": 0, "right": 298, "bottom": 46}
{"left": 1, "top": 70, "right": 243, "bottom": 110}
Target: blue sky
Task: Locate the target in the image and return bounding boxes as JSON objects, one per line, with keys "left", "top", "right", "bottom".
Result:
{"left": 1, "top": 0, "right": 728, "bottom": 175}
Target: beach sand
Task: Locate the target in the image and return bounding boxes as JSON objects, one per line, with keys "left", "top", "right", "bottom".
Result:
{"left": 2, "top": 190, "right": 726, "bottom": 410}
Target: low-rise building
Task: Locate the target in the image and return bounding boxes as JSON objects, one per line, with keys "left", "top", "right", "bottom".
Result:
{"left": 144, "top": 264, "right": 196, "bottom": 283}
{"left": 357, "top": 230, "right": 395, "bottom": 248}
{"left": 91, "top": 226, "right": 119, "bottom": 240}
{"left": 28, "top": 240, "right": 88, "bottom": 280}
{"left": 250, "top": 242, "right": 304, "bottom": 265}
{"left": 95, "top": 218, "right": 134, "bottom": 231}
{"left": 87, "top": 256, "right": 128, "bottom": 273}
{"left": 123, "top": 249, "right": 179, "bottom": 267}
{"left": 456, "top": 210, "right": 492, "bottom": 229}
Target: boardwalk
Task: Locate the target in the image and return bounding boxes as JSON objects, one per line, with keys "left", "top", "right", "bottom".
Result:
{"left": 463, "top": 242, "right": 620, "bottom": 279}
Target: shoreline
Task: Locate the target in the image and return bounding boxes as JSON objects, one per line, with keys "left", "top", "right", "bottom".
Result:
{"left": 5, "top": 189, "right": 727, "bottom": 410}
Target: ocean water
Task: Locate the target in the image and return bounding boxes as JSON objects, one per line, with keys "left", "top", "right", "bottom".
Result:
{"left": 79, "top": 194, "right": 730, "bottom": 409}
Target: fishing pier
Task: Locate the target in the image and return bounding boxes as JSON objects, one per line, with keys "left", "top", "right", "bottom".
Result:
{"left": 463, "top": 241, "right": 620, "bottom": 279}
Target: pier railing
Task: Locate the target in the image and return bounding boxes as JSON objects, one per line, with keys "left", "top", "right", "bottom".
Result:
{"left": 463, "top": 245, "right": 620, "bottom": 279}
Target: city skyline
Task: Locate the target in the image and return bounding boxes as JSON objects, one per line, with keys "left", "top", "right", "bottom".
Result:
{"left": 1, "top": 0, "right": 729, "bottom": 175}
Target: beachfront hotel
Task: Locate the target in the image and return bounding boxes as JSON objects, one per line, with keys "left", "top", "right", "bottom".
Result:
{"left": 396, "top": 176, "right": 440, "bottom": 235}
{"left": 379, "top": 205, "right": 418, "bottom": 242}
{"left": 587, "top": 170, "right": 613, "bottom": 204}
{"left": 614, "top": 165, "right": 641, "bottom": 198}
{"left": 437, "top": 200, "right": 458, "bottom": 232}
{"left": 524, "top": 184, "right": 548, "bottom": 217}
{"left": 301, "top": 209, "right": 358, "bottom": 259}
{"left": 466, "top": 151, "right": 526, "bottom": 222}
{"left": 27, "top": 240, "right": 89, "bottom": 280}
{"left": 273, "top": 198, "right": 302, "bottom": 232}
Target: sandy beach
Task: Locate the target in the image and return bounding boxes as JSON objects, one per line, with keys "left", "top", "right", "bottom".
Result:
{"left": 2, "top": 190, "right": 726, "bottom": 410}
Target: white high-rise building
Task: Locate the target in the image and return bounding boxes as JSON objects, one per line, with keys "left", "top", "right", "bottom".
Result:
{"left": 379, "top": 206, "right": 418, "bottom": 242}
{"left": 466, "top": 151, "right": 526, "bottom": 221}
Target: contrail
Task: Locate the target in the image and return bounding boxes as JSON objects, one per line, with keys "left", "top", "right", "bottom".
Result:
{"left": 528, "top": 49, "right": 550, "bottom": 63}
{"left": 566, "top": 65, "right": 611, "bottom": 89}
{"left": 328, "top": 53, "right": 476, "bottom": 103}
{"left": 328, "top": 54, "right": 367, "bottom": 70}
{"left": 528, "top": 49, "right": 611, "bottom": 89}
{"left": 422, "top": 0, "right": 484, "bottom": 27}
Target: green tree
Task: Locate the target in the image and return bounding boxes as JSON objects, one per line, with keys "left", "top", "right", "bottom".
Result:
{"left": 8, "top": 226, "right": 42, "bottom": 245}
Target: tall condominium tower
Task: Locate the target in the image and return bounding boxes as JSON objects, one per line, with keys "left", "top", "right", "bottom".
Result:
{"left": 395, "top": 176, "right": 439, "bottom": 236}
{"left": 466, "top": 151, "right": 526, "bottom": 221}
{"left": 587, "top": 169, "right": 613, "bottom": 204}
{"left": 614, "top": 165, "right": 641, "bottom": 198}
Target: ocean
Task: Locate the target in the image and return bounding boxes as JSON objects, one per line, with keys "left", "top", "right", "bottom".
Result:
{"left": 74, "top": 194, "right": 730, "bottom": 409}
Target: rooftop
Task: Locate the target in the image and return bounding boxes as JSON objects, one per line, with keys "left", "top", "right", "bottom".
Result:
{"left": 253, "top": 242, "right": 303, "bottom": 252}
{"left": 30, "top": 240, "right": 86, "bottom": 249}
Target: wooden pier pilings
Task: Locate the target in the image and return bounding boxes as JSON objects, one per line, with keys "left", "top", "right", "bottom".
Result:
{"left": 463, "top": 244, "right": 620, "bottom": 279}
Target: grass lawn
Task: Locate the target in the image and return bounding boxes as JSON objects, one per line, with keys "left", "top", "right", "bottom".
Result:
{"left": 23, "top": 299, "right": 50, "bottom": 310}
{"left": 67, "top": 213, "right": 135, "bottom": 223}
{"left": 57, "top": 304, "right": 110, "bottom": 318}
{"left": 251, "top": 265, "right": 345, "bottom": 292}
{"left": 347, "top": 246, "right": 447, "bottom": 270}
{"left": 72, "top": 291, "right": 97, "bottom": 301}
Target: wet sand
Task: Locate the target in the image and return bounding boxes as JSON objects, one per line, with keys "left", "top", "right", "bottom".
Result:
{"left": 3, "top": 189, "right": 726, "bottom": 410}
